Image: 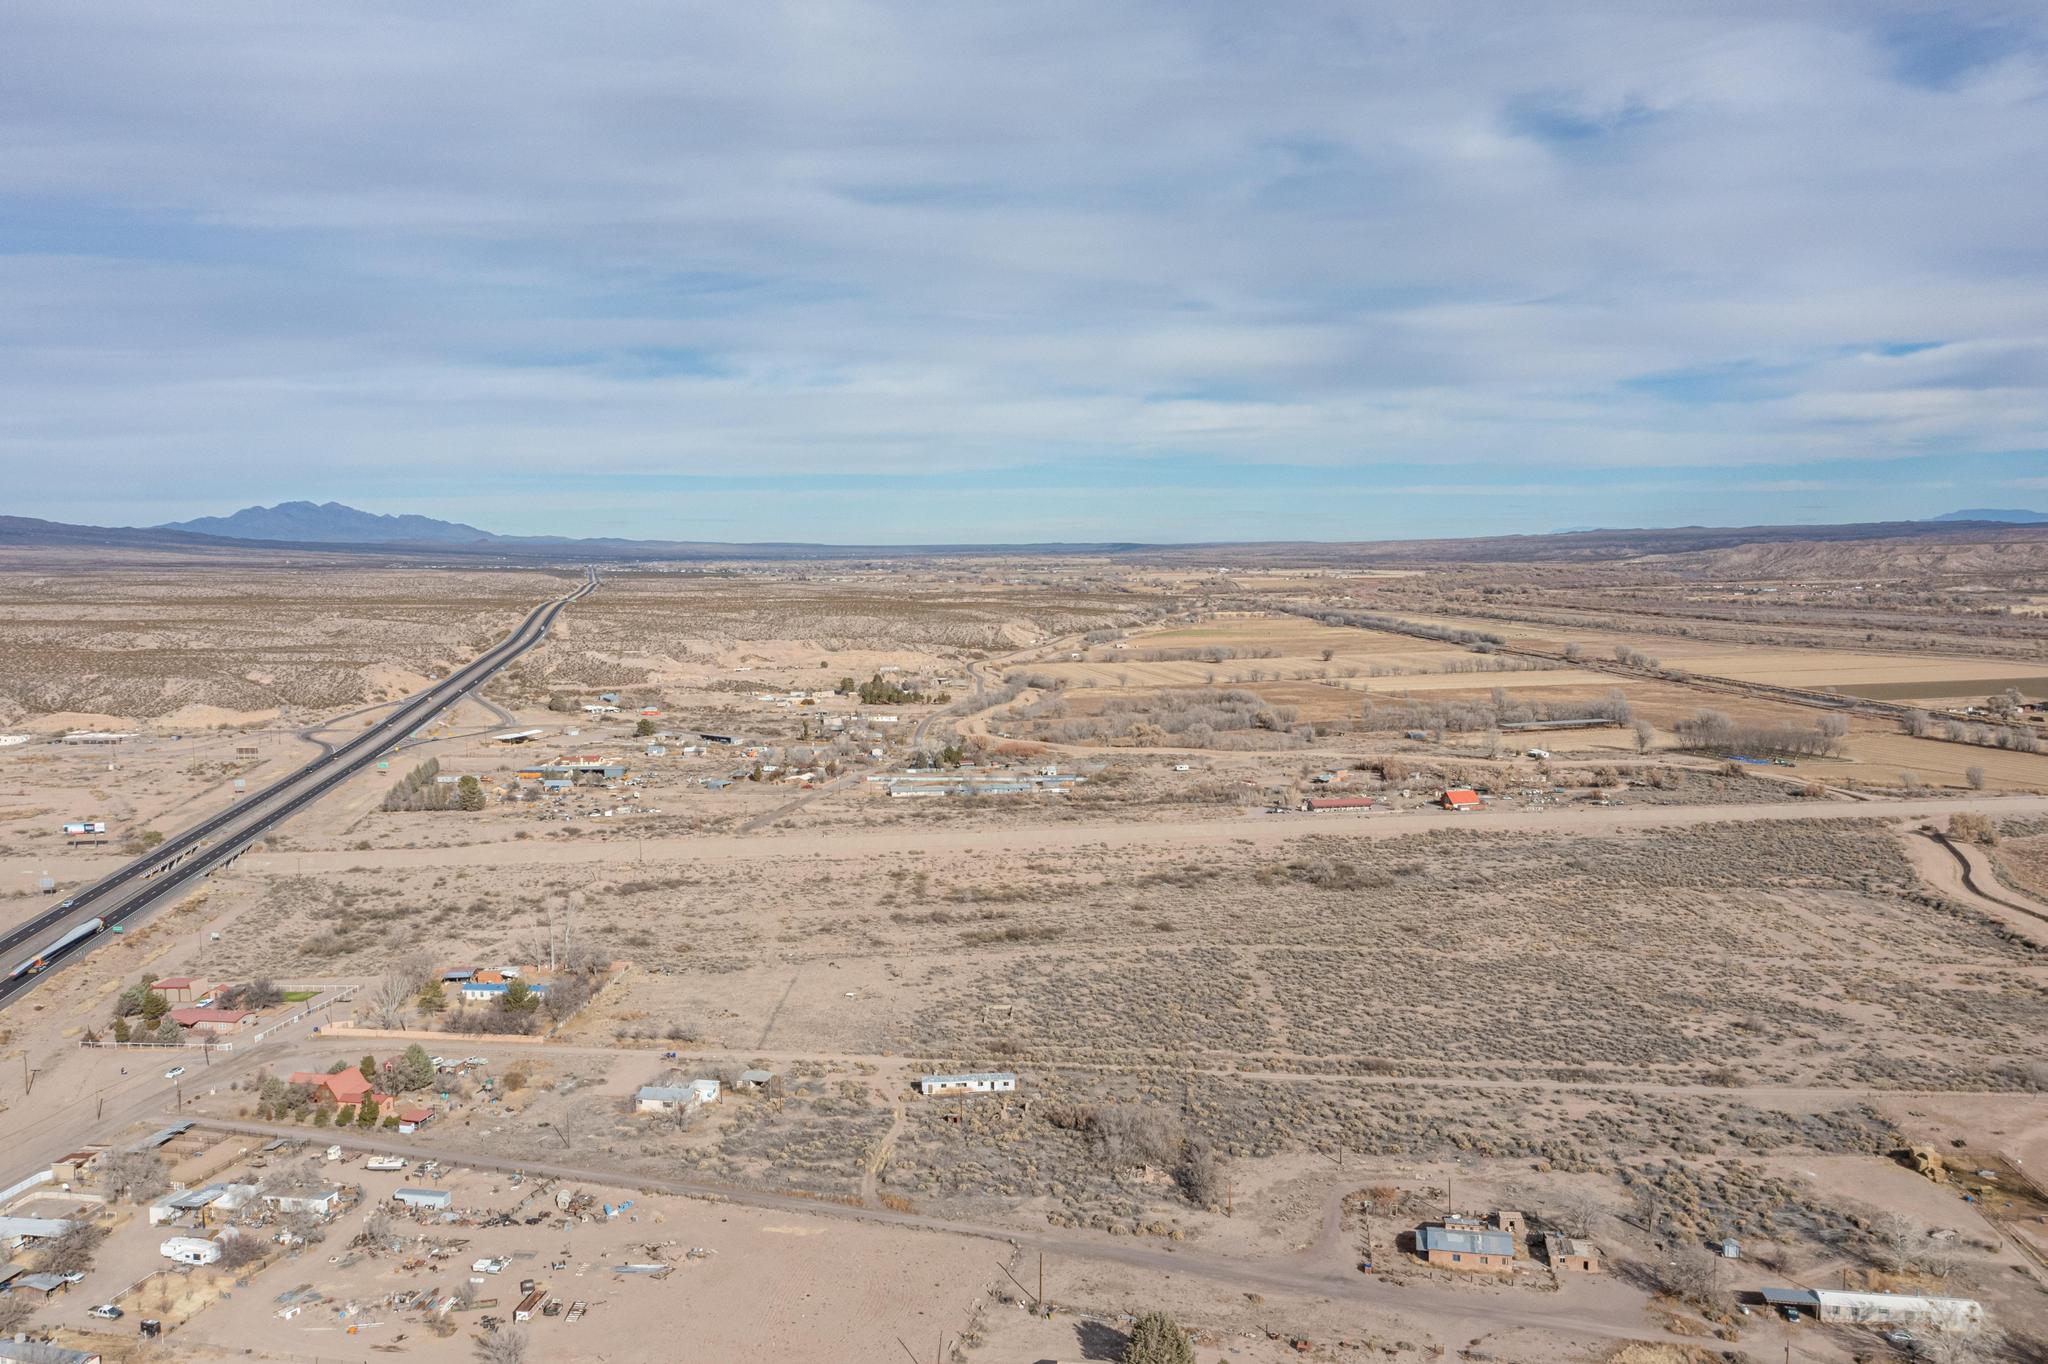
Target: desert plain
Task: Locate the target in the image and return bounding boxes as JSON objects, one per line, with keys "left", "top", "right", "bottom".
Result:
{"left": 0, "top": 524, "right": 2046, "bottom": 1364}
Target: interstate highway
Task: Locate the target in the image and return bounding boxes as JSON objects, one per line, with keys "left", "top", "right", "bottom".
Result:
{"left": 0, "top": 567, "right": 598, "bottom": 1005}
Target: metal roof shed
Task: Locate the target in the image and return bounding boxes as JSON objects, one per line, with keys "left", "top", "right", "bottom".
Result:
{"left": 0, "top": 1340, "right": 102, "bottom": 1364}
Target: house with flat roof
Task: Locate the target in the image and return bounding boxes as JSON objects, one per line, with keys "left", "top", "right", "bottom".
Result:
{"left": 636, "top": 1080, "right": 719, "bottom": 1113}
{"left": 1541, "top": 1233, "right": 1600, "bottom": 1273}
{"left": 1416, "top": 1224, "right": 1514, "bottom": 1270}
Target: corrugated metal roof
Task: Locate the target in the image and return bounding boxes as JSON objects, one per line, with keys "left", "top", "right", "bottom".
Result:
{"left": 0, "top": 1336, "right": 98, "bottom": 1364}
{"left": 136, "top": 1120, "right": 194, "bottom": 1149}
{"left": 1416, "top": 1226, "right": 1513, "bottom": 1256}
{"left": 1760, "top": 1287, "right": 1819, "bottom": 1308}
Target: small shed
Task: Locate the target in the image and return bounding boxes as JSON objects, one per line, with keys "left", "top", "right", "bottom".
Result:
{"left": 1719, "top": 1238, "right": 1741, "bottom": 1259}
{"left": 737, "top": 1069, "right": 776, "bottom": 1090}
{"left": 1439, "top": 788, "right": 1483, "bottom": 811}
{"left": 9, "top": 1273, "right": 70, "bottom": 1297}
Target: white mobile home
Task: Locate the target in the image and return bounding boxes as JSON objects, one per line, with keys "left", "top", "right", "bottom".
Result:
{"left": 160, "top": 1235, "right": 222, "bottom": 1266}
{"left": 916, "top": 1072, "right": 1017, "bottom": 1097}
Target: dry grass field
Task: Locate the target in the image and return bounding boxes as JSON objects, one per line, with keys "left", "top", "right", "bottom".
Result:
{"left": 0, "top": 559, "right": 553, "bottom": 725}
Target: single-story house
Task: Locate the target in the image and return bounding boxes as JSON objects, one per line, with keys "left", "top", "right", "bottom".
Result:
{"left": 151, "top": 976, "right": 212, "bottom": 1004}
{"left": 287, "top": 1070, "right": 384, "bottom": 1109}
{"left": 1416, "top": 1224, "right": 1515, "bottom": 1270}
{"left": 439, "top": 969, "right": 476, "bottom": 983}
{"left": 1542, "top": 1233, "right": 1600, "bottom": 1273}
{"left": 459, "top": 981, "right": 548, "bottom": 1004}
{"left": 0, "top": 1337, "right": 104, "bottom": 1364}
{"left": 150, "top": 1185, "right": 229, "bottom": 1226}
{"left": 1302, "top": 796, "right": 1375, "bottom": 812}
{"left": 0, "top": 1264, "right": 21, "bottom": 1290}
{"left": 50, "top": 1149, "right": 101, "bottom": 1185}
{"left": 262, "top": 1188, "right": 343, "bottom": 1217}
{"left": 168, "top": 1005, "right": 257, "bottom": 1033}
{"left": 637, "top": 1080, "right": 720, "bottom": 1113}
{"left": 160, "top": 1235, "right": 222, "bottom": 1266}
{"left": 392, "top": 1187, "right": 452, "bottom": 1210}
{"left": 916, "top": 1072, "right": 1017, "bottom": 1097}
{"left": 1439, "top": 788, "right": 1483, "bottom": 811}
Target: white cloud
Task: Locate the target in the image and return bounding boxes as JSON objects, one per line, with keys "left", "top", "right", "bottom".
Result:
{"left": 1, "top": 1, "right": 2045, "bottom": 528}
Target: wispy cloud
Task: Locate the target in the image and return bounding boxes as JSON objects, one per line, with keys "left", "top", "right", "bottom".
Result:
{"left": 1, "top": 1, "right": 2044, "bottom": 537}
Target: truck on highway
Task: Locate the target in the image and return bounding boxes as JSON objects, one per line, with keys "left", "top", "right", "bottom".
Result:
{"left": 6, "top": 917, "right": 107, "bottom": 980}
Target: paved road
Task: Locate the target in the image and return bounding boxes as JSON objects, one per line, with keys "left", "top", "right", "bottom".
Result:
{"left": 0, "top": 568, "right": 598, "bottom": 1006}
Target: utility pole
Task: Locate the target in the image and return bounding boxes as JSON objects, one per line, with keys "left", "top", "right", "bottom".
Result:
{"left": 1038, "top": 1252, "right": 1044, "bottom": 1313}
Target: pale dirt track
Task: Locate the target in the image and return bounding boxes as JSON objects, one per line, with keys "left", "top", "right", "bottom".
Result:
{"left": 238, "top": 792, "right": 2048, "bottom": 877}
{"left": 1897, "top": 827, "right": 2048, "bottom": 946}
{"left": 176, "top": 1112, "right": 1714, "bottom": 1349}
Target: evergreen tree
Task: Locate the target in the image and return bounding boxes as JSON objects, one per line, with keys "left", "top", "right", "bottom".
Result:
{"left": 1121, "top": 1313, "right": 1194, "bottom": 1364}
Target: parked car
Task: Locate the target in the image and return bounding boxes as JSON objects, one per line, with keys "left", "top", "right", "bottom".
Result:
{"left": 89, "top": 1305, "right": 123, "bottom": 1320}
{"left": 163, "top": 1065, "right": 186, "bottom": 1080}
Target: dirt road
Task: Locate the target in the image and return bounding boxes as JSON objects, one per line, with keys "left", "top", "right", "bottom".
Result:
{"left": 1897, "top": 827, "right": 2048, "bottom": 946}
{"left": 236, "top": 792, "right": 2048, "bottom": 878}
{"left": 177, "top": 1113, "right": 1707, "bottom": 1348}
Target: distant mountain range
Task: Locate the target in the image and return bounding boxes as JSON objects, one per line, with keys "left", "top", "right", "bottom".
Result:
{"left": 1, "top": 501, "right": 2044, "bottom": 567}
{"left": 1931, "top": 508, "right": 2048, "bottom": 524}
{"left": 160, "top": 501, "right": 502, "bottom": 545}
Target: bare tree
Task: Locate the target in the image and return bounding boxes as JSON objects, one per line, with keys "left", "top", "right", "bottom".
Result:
{"left": 1631, "top": 719, "right": 1655, "bottom": 754}
{"left": 99, "top": 1149, "right": 170, "bottom": 1202}
{"left": 473, "top": 1325, "right": 530, "bottom": 1364}
{"left": 0, "top": 1295, "right": 33, "bottom": 1335}
{"left": 1556, "top": 1189, "right": 1604, "bottom": 1238}
{"left": 364, "top": 971, "right": 424, "bottom": 1029}
{"left": 1872, "top": 1210, "right": 1918, "bottom": 1272}
{"left": 1653, "top": 1249, "right": 1722, "bottom": 1311}
{"left": 217, "top": 1232, "right": 267, "bottom": 1269}
{"left": 1966, "top": 765, "right": 1987, "bottom": 791}
{"left": 40, "top": 1221, "right": 108, "bottom": 1276}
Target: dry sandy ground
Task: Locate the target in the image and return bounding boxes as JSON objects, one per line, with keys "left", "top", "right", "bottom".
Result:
{"left": 219, "top": 791, "right": 2048, "bottom": 879}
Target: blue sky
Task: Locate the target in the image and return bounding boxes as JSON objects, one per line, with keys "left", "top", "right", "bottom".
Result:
{"left": 2, "top": 2, "right": 2045, "bottom": 542}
